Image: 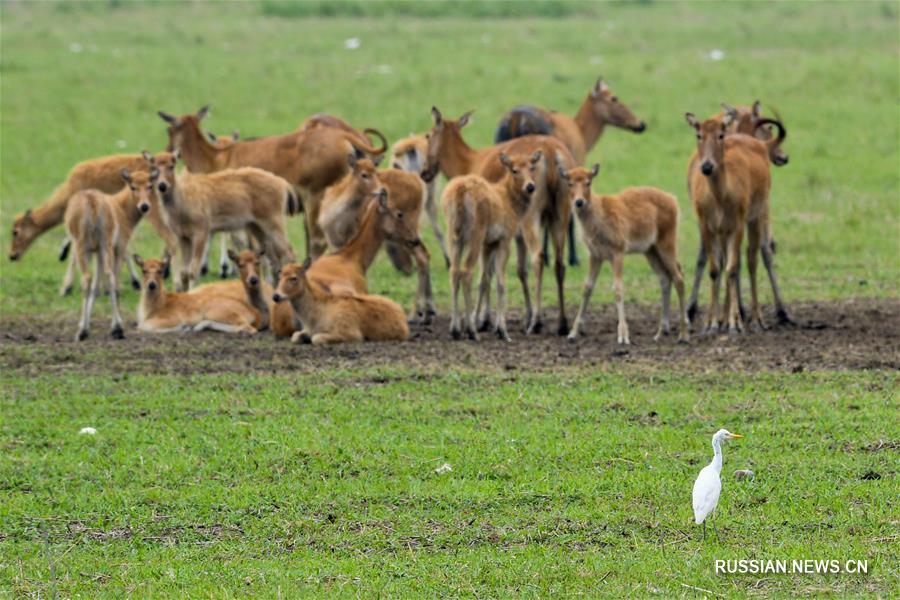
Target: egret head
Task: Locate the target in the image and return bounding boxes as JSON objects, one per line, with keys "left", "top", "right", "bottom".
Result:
{"left": 713, "top": 429, "right": 743, "bottom": 444}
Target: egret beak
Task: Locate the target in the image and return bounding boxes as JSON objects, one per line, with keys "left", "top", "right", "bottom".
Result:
{"left": 727, "top": 433, "right": 744, "bottom": 439}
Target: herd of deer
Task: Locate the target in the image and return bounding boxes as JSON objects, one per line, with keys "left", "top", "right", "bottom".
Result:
{"left": 8, "top": 77, "right": 792, "bottom": 345}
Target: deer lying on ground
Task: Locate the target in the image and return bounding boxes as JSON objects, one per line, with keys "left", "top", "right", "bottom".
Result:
{"left": 421, "top": 107, "right": 576, "bottom": 335}
{"left": 309, "top": 189, "right": 433, "bottom": 321}
{"left": 10, "top": 152, "right": 179, "bottom": 295}
{"left": 392, "top": 133, "right": 449, "bottom": 266}
{"left": 686, "top": 101, "right": 790, "bottom": 324}
{"left": 273, "top": 260, "right": 409, "bottom": 345}
{"left": 134, "top": 254, "right": 261, "bottom": 334}
{"left": 158, "top": 106, "right": 386, "bottom": 258}
{"left": 685, "top": 111, "right": 791, "bottom": 333}
{"left": 560, "top": 162, "right": 688, "bottom": 345}
{"left": 441, "top": 151, "right": 538, "bottom": 341}
{"left": 495, "top": 77, "right": 647, "bottom": 266}
{"left": 64, "top": 168, "right": 159, "bottom": 341}
{"left": 147, "top": 152, "right": 297, "bottom": 291}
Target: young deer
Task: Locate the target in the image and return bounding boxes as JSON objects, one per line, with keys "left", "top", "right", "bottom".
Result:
{"left": 64, "top": 168, "right": 159, "bottom": 341}
{"left": 494, "top": 77, "right": 647, "bottom": 266}
{"left": 318, "top": 154, "right": 384, "bottom": 250}
{"left": 685, "top": 112, "right": 791, "bottom": 333}
{"left": 391, "top": 133, "right": 449, "bottom": 266}
{"left": 149, "top": 152, "right": 296, "bottom": 291}
{"left": 560, "top": 162, "right": 688, "bottom": 345}
{"left": 10, "top": 151, "right": 178, "bottom": 295}
{"left": 273, "top": 261, "right": 409, "bottom": 345}
{"left": 687, "top": 101, "right": 790, "bottom": 323}
{"left": 441, "top": 151, "right": 537, "bottom": 341}
{"left": 421, "top": 107, "right": 576, "bottom": 335}
{"left": 159, "top": 106, "right": 386, "bottom": 258}
{"left": 134, "top": 254, "right": 261, "bottom": 334}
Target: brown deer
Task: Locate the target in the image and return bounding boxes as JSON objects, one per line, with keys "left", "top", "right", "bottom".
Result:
{"left": 560, "top": 162, "right": 688, "bottom": 345}
{"left": 494, "top": 77, "right": 647, "bottom": 266}
{"left": 10, "top": 152, "right": 179, "bottom": 295}
{"left": 441, "top": 151, "right": 537, "bottom": 341}
{"left": 134, "top": 254, "right": 261, "bottom": 334}
{"left": 158, "top": 106, "right": 386, "bottom": 258}
{"left": 318, "top": 154, "right": 385, "bottom": 250}
{"left": 64, "top": 168, "right": 159, "bottom": 341}
{"left": 421, "top": 107, "right": 576, "bottom": 335}
{"left": 685, "top": 112, "right": 791, "bottom": 333}
{"left": 392, "top": 133, "right": 449, "bottom": 266}
{"left": 148, "top": 152, "right": 297, "bottom": 292}
{"left": 272, "top": 261, "right": 409, "bottom": 345}
{"left": 687, "top": 101, "right": 790, "bottom": 323}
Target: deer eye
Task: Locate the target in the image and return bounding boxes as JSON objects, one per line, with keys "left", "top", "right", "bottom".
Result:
{"left": 696, "top": 134, "right": 701, "bottom": 140}
{"left": 289, "top": 277, "right": 299, "bottom": 283}
{"left": 130, "top": 185, "right": 137, "bottom": 191}
{"left": 361, "top": 173, "right": 369, "bottom": 179}
{"left": 12, "top": 230, "right": 17, "bottom": 237}
{"left": 611, "top": 96, "right": 618, "bottom": 103}
{"left": 396, "top": 212, "right": 403, "bottom": 220}
{"left": 511, "top": 168, "right": 519, "bottom": 175}
{"left": 718, "top": 134, "right": 725, "bottom": 140}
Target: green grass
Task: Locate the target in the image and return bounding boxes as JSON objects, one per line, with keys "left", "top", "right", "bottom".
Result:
{"left": 2, "top": 369, "right": 897, "bottom": 597}
{"left": 1, "top": 0, "right": 898, "bottom": 319}
{"left": 1, "top": 2, "right": 898, "bottom": 597}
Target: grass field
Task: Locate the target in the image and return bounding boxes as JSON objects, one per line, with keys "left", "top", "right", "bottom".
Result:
{"left": 1, "top": 1, "right": 898, "bottom": 597}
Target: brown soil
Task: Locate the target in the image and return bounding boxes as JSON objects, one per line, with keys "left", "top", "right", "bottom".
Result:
{"left": 1, "top": 299, "right": 897, "bottom": 377}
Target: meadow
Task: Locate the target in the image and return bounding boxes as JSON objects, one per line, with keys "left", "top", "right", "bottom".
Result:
{"left": 1, "top": 1, "right": 898, "bottom": 597}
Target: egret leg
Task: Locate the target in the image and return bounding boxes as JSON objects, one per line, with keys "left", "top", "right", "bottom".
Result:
{"left": 702, "top": 521, "right": 706, "bottom": 541}
{"left": 712, "top": 520, "right": 720, "bottom": 541}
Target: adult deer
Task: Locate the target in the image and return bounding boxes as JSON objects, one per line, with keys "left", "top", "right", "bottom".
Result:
{"left": 494, "top": 77, "right": 647, "bottom": 265}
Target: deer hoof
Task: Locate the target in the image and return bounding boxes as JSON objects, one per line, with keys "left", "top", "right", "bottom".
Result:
{"left": 131, "top": 277, "right": 140, "bottom": 291}
{"left": 496, "top": 328, "right": 511, "bottom": 342}
{"left": 110, "top": 325, "right": 125, "bottom": 340}
{"left": 60, "top": 285, "right": 73, "bottom": 297}
{"left": 557, "top": 319, "right": 569, "bottom": 336}
{"left": 76, "top": 329, "right": 89, "bottom": 342}
{"left": 477, "top": 319, "right": 492, "bottom": 333}
{"left": 777, "top": 308, "right": 794, "bottom": 326}
{"left": 687, "top": 303, "right": 699, "bottom": 323}
{"left": 450, "top": 327, "right": 462, "bottom": 340}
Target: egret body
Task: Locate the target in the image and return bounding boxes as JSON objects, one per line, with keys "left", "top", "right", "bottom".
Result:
{"left": 692, "top": 428, "right": 742, "bottom": 539}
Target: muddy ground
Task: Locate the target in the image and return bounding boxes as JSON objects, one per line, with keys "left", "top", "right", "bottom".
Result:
{"left": 1, "top": 299, "right": 897, "bottom": 377}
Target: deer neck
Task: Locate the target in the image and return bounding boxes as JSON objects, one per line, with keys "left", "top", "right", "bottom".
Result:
{"left": 181, "top": 122, "right": 229, "bottom": 172}
{"left": 338, "top": 204, "right": 384, "bottom": 272}
{"left": 138, "top": 285, "right": 169, "bottom": 323}
{"left": 573, "top": 95, "right": 606, "bottom": 153}
{"left": 497, "top": 174, "right": 529, "bottom": 217}
{"left": 111, "top": 188, "right": 144, "bottom": 241}
{"left": 440, "top": 129, "right": 478, "bottom": 178}
{"left": 244, "top": 283, "right": 270, "bottom": 328}
{"left": 288, "top": 285, "right": 325, "bottom": 329}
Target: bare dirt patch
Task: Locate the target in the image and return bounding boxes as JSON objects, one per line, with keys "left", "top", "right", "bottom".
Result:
{"left": 1, "top": 299, "right": 897, "bottom": 377}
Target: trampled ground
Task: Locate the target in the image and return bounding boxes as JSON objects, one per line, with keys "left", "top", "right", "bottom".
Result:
{"left": 1, "top": 1, "right": 898, "bottom": 597}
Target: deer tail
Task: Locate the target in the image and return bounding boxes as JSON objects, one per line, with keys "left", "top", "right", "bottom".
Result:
{"left": 285, "top": 186, "right": 299, "bottom": 216}
{"left": 350, "top": 128, "right": 388, "bottom": 157}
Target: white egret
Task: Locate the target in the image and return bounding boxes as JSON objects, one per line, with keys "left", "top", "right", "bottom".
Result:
{"left": 692, "top": 428, "right": 743, "bottom": 539}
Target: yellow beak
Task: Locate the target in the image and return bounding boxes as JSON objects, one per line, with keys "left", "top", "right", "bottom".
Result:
{"left": 728, "top": 433, "right": 744, "bottom": 439}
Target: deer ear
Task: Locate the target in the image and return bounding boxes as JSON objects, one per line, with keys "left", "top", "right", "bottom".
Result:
{"left": 720, "top": 102, "right": 739, "bottom": 120}
{"left": 554, "top": 151, "right": 568, "bottom": 181}
{"left": 590, "top": 163, "right": 600, "bottom": 178}
{"left": 162, "top": 251, "right": 172, "bottom": 270}
{"left": 23, "top": 208, "right": 33, "bottom": 223}
{"left": 431, "top": 106, "right": 443, "bottom": 126}
{"left": 172, "top": 148, "right": 181, "bottom": 162}
{"left": 752, "top": 100, "right": 762, "bottom": 120}
{"left": 347, "top": 152, "right": 358, "bottom": 169}
{"left": 150, "top": 167, "right": 160, "bottom": 180}
{"left": 377, "top": 188, "right": 389, "bottom": 210}
{"left": 256, "top": 247, "right": 266, "bottom": 258}
{"left": 458, "top": 110, "right": 474, "bottom": 128}
{"left": 302, "top": 257, "right": 313, "bottom": 270}
{"left": 592, "top": 77, "right": 608, "bottom": 97}
{"left": 120, "top": 169, "right": 132, "bottom": 184}
{"left": 530, "top": 150, "right": 543, "bottom": 164}
{"left": 206, "top": 132, "right": 218, "bottom": 142}
{"left": 142, "top": 150, "right": 154, "bottom": 164}
{"left": 227, "top": 249, "right": 238, "bottom": 262}
{"left": 372, "top": 153, "right": 384, "bottom": 167}
{"left": 197, "top": 105, "right": 210, "bottom": 120}
{"left": 158, "top": 111, "right": 176, "bottom": 124}
{"left": 132, "top": 254, "right": 144, "bottom": 269}
{"left": 685, "top": 113, "right": 700, "bottom": 130}
{"left": 721, "top": 111, "right": 735, "bottom": 129}
{"left": 499, "top": 152, "right": 512, "bottom": 168}
{"left": 232, "top": 130, "right": 240, "bottom": 140}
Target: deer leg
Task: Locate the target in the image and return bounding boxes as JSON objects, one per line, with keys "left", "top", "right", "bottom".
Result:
{"left": 704, "top": 231, "right": 721, "bottom": 334}
{"left": 475, "top": 246, "right": 494, "bottom": 332}
{"left": 218, "top": 234, "right": 231, "bottom": 278}
{"left": 461, "top": 236, "right": 483, "bottom": 341}
{"left": 746, "top": 220, "right": 765, "bottom": 330}
{"left": 521, "top": 220, "right": 544, "bottom": 334}
{"left": 567, "top": 216, "right": 579, "bottom": 266}
{"left": 59, "top": 251, "right": 76, "bottom": 297}
{"left": 725, "top": 228, "right": 744, "bottom": 334}
{"left": 448, "top": 240, "right": 465, "bottom": 340}
{"left": 106, "top": 247, "right": 125, "bottom": 339}
{"left": 515, "top": 234, "right": 532, "bottom": 330}
{"left": 687, "top": 241, "right": 707, "bottom": 325}
{"left": 551, "top": 217, "right": 568, "bottom": 335}
{"left": 188, "top": 232, "right": 209, "bottom": 291}
{"left": 646, "top": 250, "right": 671, "bottom": 341}
{"left": 124, "top": 252, "right": 141, "bottom": 291}
{"left": 611, "top": 253, "right": 630, "bottom": 345}
{"left": 411, "top": 242, "right": 435, "bottom": 324}
{"left": 494, "top": 243, "right": 512, "bottom": 342}
{"left": 760, "top": 215, "right": 792, "bottom": 325}
{"left": 198, "top": 234, "right": 211, "bottom": 277}
{"left": 74, "top": 244, "right": 95, "bottom": 341}
{"left": 567, "top": 254, "right": 602, "bottom": 342}
{"left": 177, "top": 237, "right": 192, "bottom": 292}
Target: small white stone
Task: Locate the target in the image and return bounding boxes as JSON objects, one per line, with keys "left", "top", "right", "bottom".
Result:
{"left": 375, "top": 64, "right": 393, "bottom": 75}
{"left": 434, "top": 462, "right": 452, "bottom": 475}
{"left": 69, "top": 42, "right": 83, "bottom": 53}
{"left": 116, "top": 140, "right": 127, "bottom": 149}
{"left": 79, "top": 427, "right": 97, "bottom": 435}
{"left": 344, "top": 37, "right": 361, "bottom": 50}
{"left": 709, "top": 49, "right": 725, "bottom": 61}
{"left": 590, "top": 55, "right": 603, "bottom": 65}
